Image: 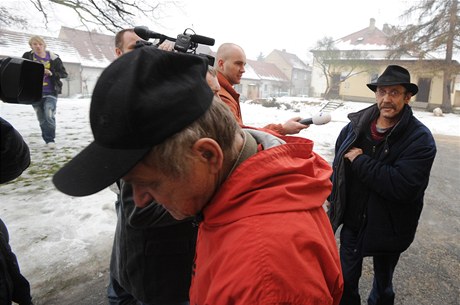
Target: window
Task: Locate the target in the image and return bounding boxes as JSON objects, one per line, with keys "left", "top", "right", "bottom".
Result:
{"left": 370, "top": 73, "right": 379, "bottom": 83}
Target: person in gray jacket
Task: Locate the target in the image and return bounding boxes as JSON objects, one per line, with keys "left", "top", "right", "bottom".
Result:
{"left": 328, "top": 65, "right": 437, "bottom": 305}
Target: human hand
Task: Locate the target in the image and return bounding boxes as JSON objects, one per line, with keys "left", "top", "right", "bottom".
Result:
{"left": 344, "top": 147, "right": 363, "bottom": 162}
{"left": 282, "top": 117, "right": 309, "bottom": 135}
{"left": 44, "top": 69, "right": 52, "bottom": 76}
{"left": 158, "top": 40, "right": 175, "bottom": 52}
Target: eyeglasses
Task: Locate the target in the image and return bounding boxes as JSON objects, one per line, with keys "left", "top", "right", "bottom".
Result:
{"left": 375, "top": 89, "right": 406, "bottom": 98}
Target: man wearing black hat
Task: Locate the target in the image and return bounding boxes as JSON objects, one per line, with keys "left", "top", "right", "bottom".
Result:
{"left": 106, "top": 29, "right": 196, "bottom": 305}
{"left": 52, "top": 47, "right": 343, "bottom": 304}
{"left": 327, "top": 65, "right": 437, "bottom": 305}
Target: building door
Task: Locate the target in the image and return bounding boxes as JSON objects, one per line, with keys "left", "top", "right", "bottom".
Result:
{"left": 328, "top": 74, "right": 341, "bottom": 98}
{"left": 417, "top": 78, "right": 431, "bottom": 103}
{"left": 247, "top": 84, "right": 259, "bottom": 99}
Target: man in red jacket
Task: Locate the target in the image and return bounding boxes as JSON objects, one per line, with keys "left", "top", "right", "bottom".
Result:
{"left": 108, "top": 28, "right": 196, "bottom": 305}
{"left": 53, "top": 47, "right": 343, "bottom": 305}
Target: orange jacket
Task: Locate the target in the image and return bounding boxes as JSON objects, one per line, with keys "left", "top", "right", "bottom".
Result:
{"left": 217, "top": 72, "right": 243, "bottom": 124}
{"left": 217, "top": 72, "right": 294, "bottom": 135}
{"left": 190, "top": 134, "right": 343, "bottom": 305}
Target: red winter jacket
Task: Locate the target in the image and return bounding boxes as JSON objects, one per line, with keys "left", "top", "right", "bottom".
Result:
{"left": 190, "top": 132, "right": 343, "bottom": 305}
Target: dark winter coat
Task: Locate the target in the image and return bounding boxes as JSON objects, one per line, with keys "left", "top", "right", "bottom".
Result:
{"left": 0, "top": 118, "right": 33, "bottom": 305}
{"left": 0, "top": 219, "right": 33, "bottom": 305}
{"left": 22, "top": 51, "right": 68, "bottom": 95}
{"left": 110, "top": 181, "right": 197, "bottom": 304}
{"left": 0, "top": 118, "right": 30, "bottom": 184}
{"left": 328, "top": 104, "right": 436, "bottom": 255}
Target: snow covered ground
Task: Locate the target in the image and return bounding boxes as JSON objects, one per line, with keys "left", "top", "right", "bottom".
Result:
{"left": 0, "top": 96, "right": 459, "bottom": 300}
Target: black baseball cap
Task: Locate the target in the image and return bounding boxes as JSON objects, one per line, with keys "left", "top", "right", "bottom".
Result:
{"left": 53, "top": 47, "right": 213, "bottom": 196}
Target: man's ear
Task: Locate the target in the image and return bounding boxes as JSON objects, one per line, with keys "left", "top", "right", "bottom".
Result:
{"left": 404, "top": 93, "right": 413, "bottom": 104}
{"left": 192, "top": 138, "right": 224, "bottom": 173}
{"left": 217, "top": 58, "right": 225, "bottom": 70}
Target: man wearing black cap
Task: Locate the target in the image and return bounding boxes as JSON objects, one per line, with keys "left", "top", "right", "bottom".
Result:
{"left": 327, "top": 65, "right": 437, "bottom": 305}
{"left": 106, "top": 29, "right": 196, "bottom": 305}
{"left": 53, "top": 47, "right": 343, "bottom": 304}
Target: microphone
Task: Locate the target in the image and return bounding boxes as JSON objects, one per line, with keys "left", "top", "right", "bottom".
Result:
{"left": 299, "top": 112, "right": 331, "bottom": 125}
{"left": 190, "top": 34, "right": 215, "bottom": 46}
{"left": 134, "top": 26, "right": 169, "bottom": 41}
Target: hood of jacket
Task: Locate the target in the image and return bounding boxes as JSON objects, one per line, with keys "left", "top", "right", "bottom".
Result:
{"left": 202, "top": 130, "right": 333, "bottom": 226}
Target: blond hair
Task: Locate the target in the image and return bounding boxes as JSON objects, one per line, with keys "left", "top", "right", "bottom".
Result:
{"left": 28, "top": 36, "right": 46, "bottom": 48}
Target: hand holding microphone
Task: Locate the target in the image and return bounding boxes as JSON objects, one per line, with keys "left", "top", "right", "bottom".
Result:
{"left": 299, "top": 112, "right": 331, "bottom": 126}
{"left": 280, "top": 112, "right": 331, "bottom": 135}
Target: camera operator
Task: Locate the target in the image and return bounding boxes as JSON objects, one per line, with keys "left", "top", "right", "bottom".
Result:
{"left": 22, "top": 36, "right": 68, "bottom": 147}
{"left": 0, "top": 117, "right": 34, "bottom": 305}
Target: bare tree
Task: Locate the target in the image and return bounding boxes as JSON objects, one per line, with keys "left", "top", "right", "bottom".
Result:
{"left": 0, "top": 0, "right": 180, "bottom": 33}
{"left": 311, "top": 37, "right": 371, "bottom": 99}
{"left": 388, "top": 0, "right": 459, "bottom": 113}
{"left": 257, "top": 52, "right": 265, "bottom": 61}
{"left": 0, "top": 7, "right": 28, "bottom": 28}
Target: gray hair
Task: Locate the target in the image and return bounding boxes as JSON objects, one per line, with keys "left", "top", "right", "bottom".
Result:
{"left": 144, "top": 96, "right": 241, "bottom": 177}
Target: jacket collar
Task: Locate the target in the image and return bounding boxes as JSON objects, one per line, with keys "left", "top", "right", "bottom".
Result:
{"left": 348, "top": 104, "right": 413, "bottom": 138}
{"left": 217, "top": 71, "right": 239, "bottom": 99}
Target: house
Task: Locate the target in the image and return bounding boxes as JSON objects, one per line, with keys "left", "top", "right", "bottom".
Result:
{"left": 310, "top": 18, "right": 460, "bottom": 110}
{"left": 264, "top": 49, "right": 312, "bottom": 97}
{"left": 0, "top": 27, "right": 218, "bottom": 98}
{"left": 239, "top": 59, "right": 290, "bottom": 100}
{"left": 0, "top": 28, "right": 82, "bottom": 97}
{"left": 58, "top": 27, "right": 115, "bottom": 96}
{"left": 0, "top": 27, "right": 304, "bottom": 101}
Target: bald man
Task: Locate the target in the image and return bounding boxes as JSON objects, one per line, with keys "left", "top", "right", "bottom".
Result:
{"left": 216, "top": 43, "right": 308, "bottom": 135}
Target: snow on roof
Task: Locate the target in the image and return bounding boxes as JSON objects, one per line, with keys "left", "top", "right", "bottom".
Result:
{"left": 243, "top": 62, "right": 260, "bottom": 80}
{"left": 334, "top": 40, "right": 388, "bottom": 51}
{"left": 0, "top": 28, "right": 81, "bottom": 63}
{"left": 272, "top": 49, "right": 310, "bottom": 70}
{"left": 59, "top": 27, "right": 114, "bottom": 68}
{"left": 247, "top": 59, "right": 289, "bottom": 82}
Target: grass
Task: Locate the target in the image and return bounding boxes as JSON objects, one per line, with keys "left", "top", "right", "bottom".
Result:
{"left": 0, "top": 139, "right": 87, "bottom": 195}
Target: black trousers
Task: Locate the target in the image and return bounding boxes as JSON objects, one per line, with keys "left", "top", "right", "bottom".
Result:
{"left": 339, "top": 226, "right": 401, "bottom": 305}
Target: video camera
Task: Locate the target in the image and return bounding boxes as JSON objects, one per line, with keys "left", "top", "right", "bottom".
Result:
{"left": 0, "top": 57, "right": 44, "bottom": 104}
{"left": 134, "top": 26, "right": 216, "bottom": 66}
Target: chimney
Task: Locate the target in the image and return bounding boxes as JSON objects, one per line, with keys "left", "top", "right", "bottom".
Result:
{"left": 369, "top": 18, "right": 376, "bottom": 30}
{"left": 383, "top": 23, "right": 390, "bottom": 34}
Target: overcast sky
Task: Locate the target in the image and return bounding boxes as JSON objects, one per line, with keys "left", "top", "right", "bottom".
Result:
{"left": 3, "top": 0, "right": 416, "bottom": 61}
{"left": 162, "top": 0, "right": 415, "bottom": 60}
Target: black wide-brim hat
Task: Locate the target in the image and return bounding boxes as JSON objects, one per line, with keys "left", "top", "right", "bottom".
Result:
{"left": 367, "top": 65, "right": 418, "bottom": 95}
{"left": 53, "top": 47, "right": 213, "bottom": 197}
